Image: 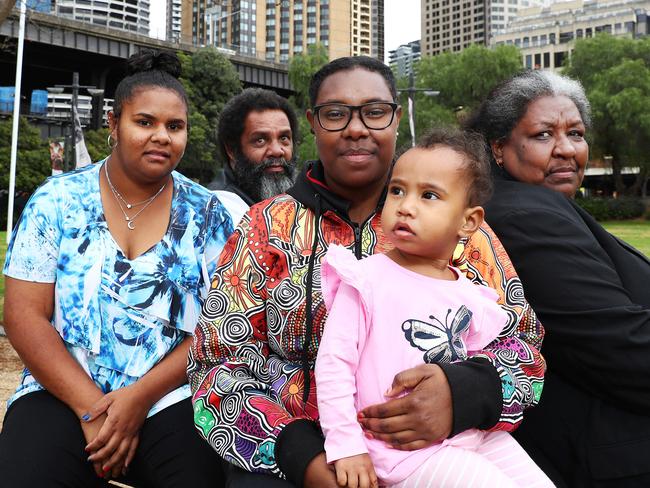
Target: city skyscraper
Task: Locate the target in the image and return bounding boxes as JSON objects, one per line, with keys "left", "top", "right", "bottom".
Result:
{"left": 492, "top": 0, "right": 650, "bottom": 70}
{"left": 167, "top": 0, "right": 182, "bottom": 41}
{"left": 187, "top": 0, "right": 384, "bottom": 63}
{"left": 420, "top": 0, "right": 541, "bottom": 56}
{"left": 55, "top": 0, "right": 151, "bottom": 35}
{"left": 388, "top": 40, "right": 421, "bottom": 78}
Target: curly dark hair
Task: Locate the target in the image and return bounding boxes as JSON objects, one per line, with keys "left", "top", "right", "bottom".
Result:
{"left": 217, "top": 88, "right": 299, "bottom": 162}
{"left": 416, "top": 127, "right": 493, "bottom": 206}
{"left": 308, "top": 56, "right": 397, "bottom": 107}
{"left": 113, "top": 50, "right": 188, "bottom": 118}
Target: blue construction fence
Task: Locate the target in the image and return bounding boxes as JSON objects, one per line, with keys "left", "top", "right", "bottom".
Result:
{"left": 0, "top": 87, "right": 49, "bottom": 115}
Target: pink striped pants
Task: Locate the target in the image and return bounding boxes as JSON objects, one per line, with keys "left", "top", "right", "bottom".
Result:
{"left": 389, "top": 431, "right": 555, "bottom": 488}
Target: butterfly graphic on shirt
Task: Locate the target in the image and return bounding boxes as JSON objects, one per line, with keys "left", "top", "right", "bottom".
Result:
{"left": 401, "top": 306, "right": 473, "bottom": 364}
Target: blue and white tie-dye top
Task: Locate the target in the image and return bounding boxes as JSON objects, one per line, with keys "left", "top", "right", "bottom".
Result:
{"left": 3, "top": 161, "right": 234, "bottom": 416}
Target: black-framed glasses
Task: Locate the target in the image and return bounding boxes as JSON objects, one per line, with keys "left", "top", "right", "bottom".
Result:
{"left": 313, "top": 102, "right": 399, "bottom": 132}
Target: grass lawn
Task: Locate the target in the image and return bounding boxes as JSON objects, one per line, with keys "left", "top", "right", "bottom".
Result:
{"left": 601, "top": 220, "right": 650, "bottom": 257}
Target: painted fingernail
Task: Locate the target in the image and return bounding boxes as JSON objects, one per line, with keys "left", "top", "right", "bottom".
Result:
{"left": 364, "top": 432, "right": 374, "bottom": 440}
{"left": 81, "top": 413, "right": 90, "bottom": 421}
{"left": 357, "top": 411, "right": 365, "bottom": 419}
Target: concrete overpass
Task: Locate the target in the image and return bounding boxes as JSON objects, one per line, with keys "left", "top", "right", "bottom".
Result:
{"left": 0, "top": 8, "right": 292, "bottom": 99}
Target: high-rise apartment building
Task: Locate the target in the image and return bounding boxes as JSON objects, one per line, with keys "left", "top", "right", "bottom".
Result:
{"left": 388, "top": 40, "right": 421, "bottom": 78}
{"left": 182, "top": 0, "right": 210, "bottom": 45}
{"left": 493, "top": 0, "right": 650, "bottom": 71}
{"left": 420, "top": 0, "right": 540, "bottom": 56}
{"left": 190, "top": 0, "right": 384, "bottom": 63}
{"left": 371, "top": 0, "right": 384, "bottom": 60}
{"left": 167, "top": 0, "right": 182, "bottom": 42}
{"left": 55, "top": 0, "right": 150, "bottom": 34}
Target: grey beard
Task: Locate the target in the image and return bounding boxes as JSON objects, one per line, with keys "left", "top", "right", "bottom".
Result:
{"left": 231, "top": 154, "right": 297, "bottom": 203}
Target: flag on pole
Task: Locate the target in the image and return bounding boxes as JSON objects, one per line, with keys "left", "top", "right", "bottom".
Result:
{"left": 73, "top": 104, "right": 92, "bottom": 169}
{"left": 408, "top": 96, "right": 415, "bottom": 147}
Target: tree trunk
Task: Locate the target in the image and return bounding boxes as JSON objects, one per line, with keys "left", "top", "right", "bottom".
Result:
{"left": 610, "top": 151, "right": 627, "bottom": 195}
{"left": 629, "top": 167, "right": 647, "bottom": 196}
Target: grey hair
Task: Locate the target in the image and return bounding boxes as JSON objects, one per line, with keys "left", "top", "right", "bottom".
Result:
{"left": 465, "top": 70, "right": 591, "bottom": 154}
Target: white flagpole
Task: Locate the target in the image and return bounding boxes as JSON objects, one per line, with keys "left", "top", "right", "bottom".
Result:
{"left": 7, "top": 0, "right": 27, "bottom": 241}
{"left": 408, "top": 95, "right": 415, "bottom": 148}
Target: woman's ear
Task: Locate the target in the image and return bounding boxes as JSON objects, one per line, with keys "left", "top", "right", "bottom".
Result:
{"left": 395, "top": 104, "right": 403, "bottom": 125}
{"left": 490, "top": 139, "right": 504, "bottom": 162}
{"left": 108, "top": 111, "right": 117, "bottom": 133}
{"left": 306, "top": 108, "right": 315, "bottom": 134}
{"left": 459, "top": 205, "right": 484, "bottom": 239}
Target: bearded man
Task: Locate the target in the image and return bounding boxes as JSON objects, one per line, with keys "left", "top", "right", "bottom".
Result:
{"left": 212, "top": 88, "right": 298, "bottom": 205}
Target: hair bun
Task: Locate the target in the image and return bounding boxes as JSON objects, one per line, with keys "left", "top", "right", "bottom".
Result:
{"left": 126, "top": 50, "right": 182, "bottom": 78}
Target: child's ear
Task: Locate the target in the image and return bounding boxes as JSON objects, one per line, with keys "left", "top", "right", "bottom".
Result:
{"left": 459, "top": 205, "right": 484, "bottom": 238}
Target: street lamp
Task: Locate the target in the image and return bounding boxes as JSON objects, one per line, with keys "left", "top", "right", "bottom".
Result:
{"left": 87, "top": 88, "right": 106, "bottom": 131}
{"left": 205, "top": 4, "right": 241, "bottom": 50}
{"left": 47, "top": 73, "right": 103, "bottom": 171}
{"left": 397, "top": 70, "right": 440, "bottom": 147}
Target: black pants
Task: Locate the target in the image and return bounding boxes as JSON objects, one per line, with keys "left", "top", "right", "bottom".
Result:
{"left": 514, "top": 372, "right": 650, "bottom": 488}
{"left": 223, "top": 462, "right": 295, "bottom": 488}
{"left": 0, "top": 391, "right": 225, "bottom": 488}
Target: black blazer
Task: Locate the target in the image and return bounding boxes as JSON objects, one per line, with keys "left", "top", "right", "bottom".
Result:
{"left": 485, "top": 174, "right": 650, "bottom": 482}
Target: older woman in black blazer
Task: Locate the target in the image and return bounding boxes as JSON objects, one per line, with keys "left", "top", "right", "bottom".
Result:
{"left": 467, "top": 70, "right": 650, "bottom": 488}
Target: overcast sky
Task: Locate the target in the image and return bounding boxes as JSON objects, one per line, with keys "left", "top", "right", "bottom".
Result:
{"left": 384, "top": 0, "right": 421, "bottom": 59}
{"left": 149, "top": 0, "right": 422, "bottom": 60}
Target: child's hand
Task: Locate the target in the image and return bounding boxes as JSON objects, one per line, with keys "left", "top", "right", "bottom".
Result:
{"left": 334, "top": 453, "right": 378, "bottom": 488}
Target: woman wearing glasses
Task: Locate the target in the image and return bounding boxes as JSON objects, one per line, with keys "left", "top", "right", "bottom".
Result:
{"left": 188, "top": 56, "right": 545, "bottom": 487}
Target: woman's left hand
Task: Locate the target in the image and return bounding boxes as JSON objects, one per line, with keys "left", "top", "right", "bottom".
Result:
{"left": 84, "top": 384, "right": 150, "bottom": 478}
{"left": 358, "top": 364, "right": 452, "bottom": 451}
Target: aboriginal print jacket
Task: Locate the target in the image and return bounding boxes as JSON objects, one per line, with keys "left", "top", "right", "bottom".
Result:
{"left": 188, "top": 161, "right": 546, "bottom": 484}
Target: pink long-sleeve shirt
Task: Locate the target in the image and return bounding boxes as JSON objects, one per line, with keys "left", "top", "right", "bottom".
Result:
{"left": 315, "top": 245, "right": 509, "bottom": 484}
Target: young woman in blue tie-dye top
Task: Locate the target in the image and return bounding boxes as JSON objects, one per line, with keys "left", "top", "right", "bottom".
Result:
{"left": 0, "top": 51, "right": 233, "bottom": 487}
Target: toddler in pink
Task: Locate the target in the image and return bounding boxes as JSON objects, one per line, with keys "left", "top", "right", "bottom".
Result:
{"left": 315, "top": 129, "right": 553, "bottom": 488}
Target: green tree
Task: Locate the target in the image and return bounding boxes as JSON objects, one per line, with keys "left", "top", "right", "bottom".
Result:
{"left": 566, "top": 35, "right": 650, "bottom": 195}
{"left": 177, "top": 48, "right": 242, "bottom": 183}
{"left": 0, "top": 117, "right": 50, "bottom": 193}
{"left": 417, "top": 44, "right": 522, "bottom": 112}
{"left": 288, "top": 44, "right": 329, "bottom": 163}
{"left": 83, "top": 127, "right": 111, "bottom": 162}
{"left": 288, "top": 44, "right": 329, "bottom": 109}
{"left": 399, "top": 45, "right": 521, "bottom": 147}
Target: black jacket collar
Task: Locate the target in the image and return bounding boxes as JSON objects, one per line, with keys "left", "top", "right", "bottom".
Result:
{"left": 286, "top": 160, "right": 387, "bottom": 221}
{"left": 220, "top": 164, "right": 256, "bottom": 206}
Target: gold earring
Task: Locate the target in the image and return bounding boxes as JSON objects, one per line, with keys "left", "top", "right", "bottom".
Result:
{"left": 107, "top": 134, "right": 118, "bottom": 150}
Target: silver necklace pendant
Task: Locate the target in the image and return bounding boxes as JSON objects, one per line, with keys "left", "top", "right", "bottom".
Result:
{"left": 104, "top": 159, "right": 167, "bottom": 232}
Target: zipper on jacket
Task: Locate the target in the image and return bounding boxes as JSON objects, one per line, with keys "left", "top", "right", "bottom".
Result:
{"left": 353, "top": 223, "right": 362, "bottom": 259}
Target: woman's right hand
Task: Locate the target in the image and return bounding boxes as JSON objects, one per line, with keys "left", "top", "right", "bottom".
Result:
{"left": 304, "top": 453, "right": 339, "bottom": 488}
{"left": 80, "top": 413, "right": 109, "bottom": 478}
